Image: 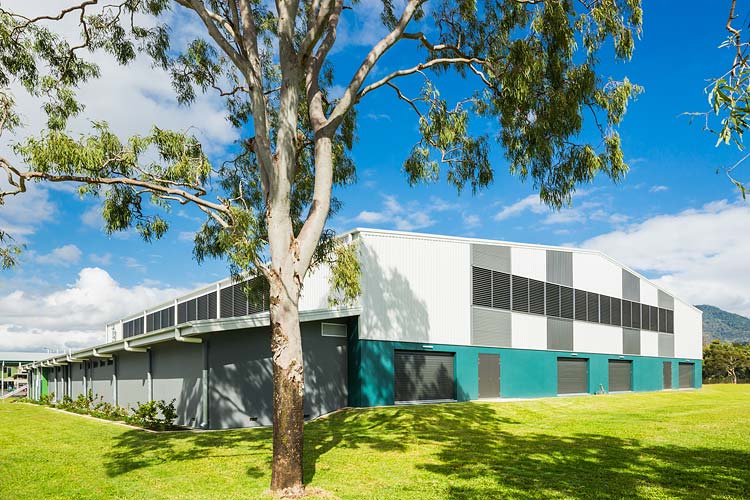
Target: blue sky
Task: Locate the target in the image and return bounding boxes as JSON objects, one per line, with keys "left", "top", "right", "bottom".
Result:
{"left": 2, "top": 0, "right": 750, "bottom": 351}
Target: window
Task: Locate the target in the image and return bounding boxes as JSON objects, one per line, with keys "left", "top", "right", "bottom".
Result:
{"left": 600, "top": 296, "right": 611, "bottom": 324}
{"left": 622, "top": 301, "right": 632, "bottom": 328}
{"left": 658, "top": 308, "right": 668, "bottom": 333}
{"left": 321, "top": 323, "right": 347, "bottom": 337}
{"left": 650, "top": 305, "right": 659, "bottom": 331}
{"left": 492, "top": 271, "right": 511, "bottom": 310}
{"left": 560, "top": 286, "right": 574, "bottom": 319}
{"left": 611, "top": 298, "right": 622, "bottom": 326}
{"left": 632, "top": 302, "right": 641, "bottom": 330}
{"left": 471, "top": 267, "right": 492, "bottom": 307}
{"left": 641, "top": 304, "right": 650, "bottom": 331}
{"left": 574, "top": 289, "right": 587, "bottom": 321}
{"left": 586, "top": 292, "right": 599, "bottom": 323}
{"left": 530, "top": 279, "right": 546, "bottom": 315}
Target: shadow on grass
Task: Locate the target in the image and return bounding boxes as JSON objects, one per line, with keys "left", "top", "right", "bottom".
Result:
{"left": 105, "top": 402, "right": 750, "bottom": 499}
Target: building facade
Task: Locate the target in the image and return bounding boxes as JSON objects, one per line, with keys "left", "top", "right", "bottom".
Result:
{"left": 24, "top": 229, "right": 703, "bottom": 428}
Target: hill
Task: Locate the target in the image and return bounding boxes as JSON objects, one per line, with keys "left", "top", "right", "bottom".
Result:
{"left": 697, "top": 305, "right": 750, "bottom": 344}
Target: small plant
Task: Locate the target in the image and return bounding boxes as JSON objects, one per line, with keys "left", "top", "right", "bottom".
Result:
{"left": 127, "top": 400, "right": 178, "bottom": 430}
{"left": 157, "top": 399, "right": 178, "bottom": 428}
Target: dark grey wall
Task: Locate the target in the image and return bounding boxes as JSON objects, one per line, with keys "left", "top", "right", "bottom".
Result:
{"left": 208, "top": 320, "right": 348, "bottom": 429}
{"left": 152, "top": 341, "right": 202, "bottom": 427}
{"left": 71, "top": 362, "right": 85, "bottom": 398}
{"left": 91, "top": 360, "right": 114, "bottom": 404}
{"left": 117, "top": 351, "right": 149, "bottom": 410}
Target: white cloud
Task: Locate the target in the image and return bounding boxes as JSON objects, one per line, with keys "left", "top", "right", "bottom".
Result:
{"left": 494, "top": 194, "right": 548, "bottom": 221}
{"left": 353, "top": 194, "right": 438, "bottom": 231}
{"left": 579, "top": 199, "right": 750, "bottom": 316}
{"left": 35, "top": 244, "right": 82, "bottom": 266}
{"left": 0, "top": 267, "right": 190, "bottom": 351}
{"left": 463, "top": 213, "right": 481, "bottom": 229}
{"left": 178, "top": 231, "right": 196, "bottom": 242}
{"left": 0, "top": 183, "right": 56, "bottom": 242}
{"left": 81, "top": 205, "right": 103, "bottom": 229}
{"left": 123, "top": 256, "right": 146, "bottom": 272}
{"left": 649, "top": 185, "right": 669, "bottom": 193}
{"left": 89, "top": 253, "right": 112, "bottom": 265}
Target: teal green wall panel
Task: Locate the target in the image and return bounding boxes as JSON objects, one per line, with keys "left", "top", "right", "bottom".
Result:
{"left": 349, "top": 338, "right": 702, "bottom": 407}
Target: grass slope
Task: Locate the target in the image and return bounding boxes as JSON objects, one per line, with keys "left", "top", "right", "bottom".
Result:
{"left": 697, "top": 304, "right": 750, "bottom": 343}
{"left": 1, "top": 385, "right": 749, "bottom": 500}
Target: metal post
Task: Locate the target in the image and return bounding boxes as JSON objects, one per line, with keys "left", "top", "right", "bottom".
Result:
{"left": 201, "top": 341, "right": 209, "bottom": 429}
{"left": 147, "top": 349, "right": 153, "bottom": 401}
{"left": 83, "top": 361, "right": 88, "bottom": 396}
{"left": 112, "top": 355, "right": 118, "bottom": 406}
{"left": 1, "top": 360, "right": 5, "bottom": 398}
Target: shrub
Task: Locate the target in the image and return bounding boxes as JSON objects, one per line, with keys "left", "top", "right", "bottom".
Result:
{"left": 127, "top": 399, "right": 178, "bottom": 430}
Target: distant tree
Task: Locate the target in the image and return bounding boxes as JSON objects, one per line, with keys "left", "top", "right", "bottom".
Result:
{"left": 703, "top": 340, "right": 750, "bottom": 384}
{"left": 0, "top": 0, "right": 643, "bottom": 493}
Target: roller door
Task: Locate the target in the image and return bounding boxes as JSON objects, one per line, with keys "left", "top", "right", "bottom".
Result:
{"left": 394, "top": 351, "right": 455, "bottom": 403}
{"left": 679, "top": 362, "right": 694, "bottom": 389}
{"left": 608, "top": 360, "right": 633, "bottom": 392}
{"left": 478, "top": 354, "right": 500, "bottom": 399}
{"left": 557, "top": 358, "right": 588, "bottom": 395}
{"left": 663, "top": 362, "right": 672, "bottom": 389}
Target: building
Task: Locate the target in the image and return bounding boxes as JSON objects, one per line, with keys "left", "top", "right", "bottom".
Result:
{"left": 0, "top": 352, "right": 48, "bottom": 398}
{"left": 22, "top": 229, "right": 703, "bottom": 428}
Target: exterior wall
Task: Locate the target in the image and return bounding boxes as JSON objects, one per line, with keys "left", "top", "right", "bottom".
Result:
{"left": 640, "top": 280, "right": 659, "bottom": 307}
{"left": 572, "top": 253, "right": 622, "bottom": 298}
{"left": 674, "top": 298, "right": 703, "bottom": 359}
{"left": 511, "top": 247, "right": 546, "bottom": 281}
{"left": 359, "top": 232, "right": 471, "bottom": 345}
{"left": 90, "top": 361, "right": 114, "bottom": 404}
{"left": 350, "top": 339, "right": 702, "bottom": 407}
{"left": 573, "top": 322, "right": 623, "bottom": 355}
{"left": 151, "top": 341, "right": 203, "bottom": 427}
{"left": 208, "top": 320, "right": 348, "bottom": 429}
{"left": 70, "top": 362, "right": 85, "bottom": 398}
{"left": 511, "top": 313, "right": 547, "bottom": 350}
{"left": 116, "top": 351, "right": 149, "bottom": 410}
{"left": 641, "top": 330, "right": 659, "bottom": 357}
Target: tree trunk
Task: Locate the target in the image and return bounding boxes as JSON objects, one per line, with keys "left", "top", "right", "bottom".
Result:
{"left": 269, "top": 264, "right": 305, "bottom": 493}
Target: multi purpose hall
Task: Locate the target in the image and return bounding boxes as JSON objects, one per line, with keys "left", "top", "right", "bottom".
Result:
{"left": 23, "top": 229, "right": 703, "bottom": 429}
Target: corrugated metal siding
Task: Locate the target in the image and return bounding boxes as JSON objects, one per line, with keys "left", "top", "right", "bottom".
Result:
{"left": 658, "top": 333, "right": 675, "bottom": 357}
{"left": 472, "top": 307, "right": 511, "bottom": 347}
{"left": 622, "top": 270, "right": 640, "bottom": 301}
{"left": 547, "top": 318, "right": 574, "bottom": 351}
{"left": 623, "top": 327, "right": 640, "bottom": 355}
{"left": 546, "top": 250, "right": 573, "bottom": 286}
{"left": 658, "top": 290, "right": 675, "bottom": 310}
{"left": 472, "top": 244, "right": 511, "bottom": 273}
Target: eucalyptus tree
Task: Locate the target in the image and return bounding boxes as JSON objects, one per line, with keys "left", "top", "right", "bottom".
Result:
{"left": 0, "top": 0, "right": 642, "bottom": 493}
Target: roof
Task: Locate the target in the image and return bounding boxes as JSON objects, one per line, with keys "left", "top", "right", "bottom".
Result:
{"left": 0, "top": 352, "right": 49, "bottom": 362}
{"left": 345, "top": 227, "right": 701, "bottom": 313}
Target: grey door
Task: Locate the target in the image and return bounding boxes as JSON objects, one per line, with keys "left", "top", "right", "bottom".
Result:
{"left": 679, "top": 362, "right": 694, "bottom": 388}
{"left": 394, "top": 351, "right": 455, "bottom": 403}
{"left": 663, "top": 362, "right": 672, "bottom": 389}
{"left": 557, "top": 358, "right": 588, "bottom": 394}
{"left": 478, "top": 353, "right": 500, "bottom": 399}
{"left": 608, "top": 360, "right": 633, "bottom": 392}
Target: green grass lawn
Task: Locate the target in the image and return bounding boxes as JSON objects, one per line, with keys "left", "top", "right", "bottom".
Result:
{"left": 2, "top": 385, "right": 749, "bottom": 499}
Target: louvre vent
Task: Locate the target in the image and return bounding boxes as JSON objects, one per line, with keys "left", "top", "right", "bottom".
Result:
{"left": 146, "top": 306, "right": 176, "bottom": 333}
{"left": 122, "top": 317, "right": 144, "bottom": 339}
{"left": 529, "top": 279, "right": 546, "bottom": 315}
{"left": 632, "top": 302, "right": 641, "bottom": 330}
{"left": 197, "top": 294, "right": 208, "bottom": 320}
{"left": 177, "top": 302, "right": 187, "bottom": 324}
{"left": 220, "top": 287, "right": 233, "bottom": 318}
{"left": 472, "top": 267, "right": 492, "bottom": 307}
{"left": 650, "top": 305, "right": 659, "bottom": 331}
{"left": 666, "top": 309, "right": 674, "bottom": 334}
{"left": 545, "top": 282, "right": 560, "bottom": 317}
{"left": 512, "top": 275, "right": 529, "bottom": 312}
{"left": 574, "top": 289, "right": 587, "bottom": 320}
{"left": 560, "top": 286, "right": 574, "bottom": 319}
{"left": 622, "top": 300, "right": 632, "bottom": 328}
{"left": 177, "top": 292, "right": 218, "bottom": 324}
{"left": 600, "top": 296, "right": 611, "bottom": 324}
{"left": 492, "top": 271, "right": 511, "bottom": 310}
{"left": 641, "top": 304, "right": 650, "bottom": 331}
{"left": 208, "top": 291, "right": 217, "bottom": 319}
{"left": 611, "top": 298, "right": 622, "bottom": 326}
{"left": 187, "top": 299, "right": 196, "bottom": 321}
{"left": 658, "top": 308, "right": 667, "bottom": 333}
{"left": 232, "top": 283, "right": 249, "bottom": 316}
{"left": 586, "top": 292, "right": 599, "bottom": 323}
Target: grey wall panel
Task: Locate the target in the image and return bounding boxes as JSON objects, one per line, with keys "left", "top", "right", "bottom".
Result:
{"left": 623, "top": 328, "right": 640, "bottom": 355}
{"left": 658, "top": 290, "right": 675, "bottom": 310}
{"left": 547, "top": 318, "right": 573, "bottom": 351}
{"left": 658, "top": 333, "right": 675, "bottom": 358}
{"left": 90, "top": 361, "right": 114, "bottom": 404}
{"left": 71, "top": 363, "right": 84, "bottom": 398}
{"left": 472, "top": 244, "right": 511, "bottom": 273}
{"left": 546, "top": 250, "right": 573, "bottom": 286}
{"left": 152, "top": 342, "right": 202, "bottom": 427}
{"left": 472, "top": 307, "right": 511, "bottom": 347}
{"left": 622, "top": 270, "right": 640, "bottom": 302}
{"left": 208, "top": 321, "right": 348, "bottom": 429}
{"left": 117, "top": 351, "right": 149, "bottom": 410}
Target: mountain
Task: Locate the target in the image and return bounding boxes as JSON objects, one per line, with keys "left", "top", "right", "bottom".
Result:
{"left": 696, "top": 305, "right": 750, "bottom": 344}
